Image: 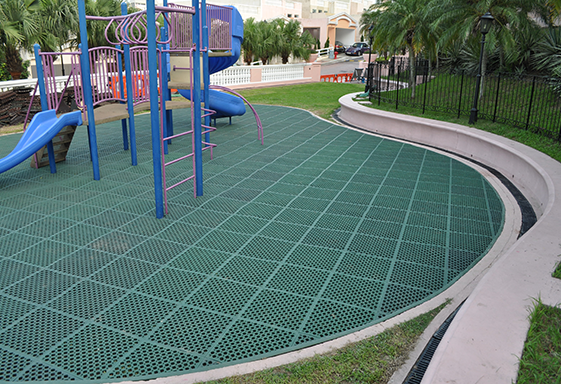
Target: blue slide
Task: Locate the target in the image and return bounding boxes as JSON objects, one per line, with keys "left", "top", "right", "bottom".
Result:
{"left": 179, "top": 6, "right": 246, "bottom": 119}
{"left": 0, "top": 110, "right": 82, "bottom": 174}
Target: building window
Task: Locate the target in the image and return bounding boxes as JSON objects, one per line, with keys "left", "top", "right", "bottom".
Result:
{"left": 312, "top": 8, "right": 316, "bottom": 13}
{"left": 294, "top": 14, "right": 298, "bottom": 17}
{"left": 287, "top": 13, "right": 292, "bottom": 17}
{"left": 318, "top": 9, "right": 322, "bottom": 13}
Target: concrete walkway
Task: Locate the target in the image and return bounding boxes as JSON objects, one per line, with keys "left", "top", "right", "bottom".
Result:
{"left": 338, "top": 93, "right": 561, "bottom": 384}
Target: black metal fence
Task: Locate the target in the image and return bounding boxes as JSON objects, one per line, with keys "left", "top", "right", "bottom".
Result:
{"left": 366, "top": 58, "right": 561, "bottom": 141}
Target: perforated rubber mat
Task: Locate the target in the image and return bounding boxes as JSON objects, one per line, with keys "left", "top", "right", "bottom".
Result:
{"left": 0, "top": 105, "right": 504, "bottom": 382}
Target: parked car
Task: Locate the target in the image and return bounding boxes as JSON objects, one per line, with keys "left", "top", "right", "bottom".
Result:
{"left": 334, "top": 41, "right": 346, "bottom": 53}
{"left": 345, "top": 42, "right": 370, "bottom": 56}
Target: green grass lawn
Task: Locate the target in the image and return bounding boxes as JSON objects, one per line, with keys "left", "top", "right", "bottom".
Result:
{"left": 238, "top": 83, "right": 365, "bottom": 120}
{"left": 517, "top": 299, "right": 561, "bottom": 384}
{"left": 203, "top": 303, "right": 447, "bottom": 384}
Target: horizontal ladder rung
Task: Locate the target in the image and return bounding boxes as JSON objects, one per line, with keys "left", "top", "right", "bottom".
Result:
{"left": 163, "top": 130, "right": 193, "bottom": 141}
{"left": 166, "top": 175, "right": 195, "bottom": 191}
{"left": 165, "top": 153, "right": 194, "bottom": 167}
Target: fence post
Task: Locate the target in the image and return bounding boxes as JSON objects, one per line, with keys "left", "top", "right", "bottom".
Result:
{"left": 525, "top": 76, "right": 536, "bottom": 130}
{"left": 422, "top": 66, "right": 429, "bottom": 114}
{"left": 493, "top": 72, "right": 501, "bottom": 122}
{"left": 396, "top": 64, "right": 401, "bottom": 110}
{"left": 457, "top": 71, "right": 464, "bottom": 118}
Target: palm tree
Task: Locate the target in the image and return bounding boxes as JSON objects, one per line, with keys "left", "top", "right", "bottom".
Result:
{"left": 72, "top": 0, "right": 128, "bottom": 49}
{"left": 0, "top": 0, "right": 41, "bottom": 78}
{"left": 431, "top": 0, "right": 544, "bottom": 81}
{"left": 361, "top": 0, "right": 432, "bottom": 98}
{"left": 242, "top": 17, "right": 259, "bottom": 64}
{"left": 38, "top": 0, "right": 79, "bottom": 76}
{"left": 273, "top": 19, "right": 315, "bottom": 63}
{"left": 533, "top": 27, "right": 561, "bottom": 76}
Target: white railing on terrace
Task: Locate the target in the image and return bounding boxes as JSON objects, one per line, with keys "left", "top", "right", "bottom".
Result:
{"left": 0, "top": 62, "right": 313, "bottom": 94}
{"left": 262, "top": 63, "right": 306, "bottom": 82}
{"left": 209, "top": 66, "right": 251, "bottom": 86}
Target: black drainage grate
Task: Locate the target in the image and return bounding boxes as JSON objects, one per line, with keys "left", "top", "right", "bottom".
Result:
{"left": 402, "top": 302, "right": 464, "bottom": 384}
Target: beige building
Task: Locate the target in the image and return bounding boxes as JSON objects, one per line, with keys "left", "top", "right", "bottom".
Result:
{"left": 130, "top": 0, "right": 376, "bottom": 48}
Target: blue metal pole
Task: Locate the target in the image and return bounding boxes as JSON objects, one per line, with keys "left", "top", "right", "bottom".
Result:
{"left": 163, "top": 0, "right": 174, "bottom": 142}
{"left": 121, "top": 2, "right": 137, "bottom": 166}
{"left": 201, "top": 0, "right": 210, "bottom": 144}
{"left": 78, "top": 0, "right": 101, "bottom": 180}
{"left": 117, "top": 45, "right": 129, "bottom": 152}
{"left": 193, "top": 0, "right": 203, "bottom": 196}
{"left": 33, "top": 44, "right": 57, "bottom": 174}
{"left": 147, "top": 0, "right": 164, "bottom": 218}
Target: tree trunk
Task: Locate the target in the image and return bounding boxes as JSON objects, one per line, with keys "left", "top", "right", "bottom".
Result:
{"left": 480, "top": 49, "right": 487, "bottom": 99}
{"left": 408, "top": 44, "right": 416, "bottom": 99}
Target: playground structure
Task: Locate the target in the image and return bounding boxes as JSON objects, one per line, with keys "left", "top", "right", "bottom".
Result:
{"left": 2, "top": 0, "right": 263, "bottom": 218}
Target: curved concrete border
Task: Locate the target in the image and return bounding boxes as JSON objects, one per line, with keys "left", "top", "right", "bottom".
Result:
{"left": 339, "top": 93, "right": 561, "bottom": 384}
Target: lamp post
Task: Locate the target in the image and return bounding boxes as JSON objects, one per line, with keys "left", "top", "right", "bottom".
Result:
{"left": 365, "top": 24, "right": 374, "bottom": 95}
{"left": 469, "top": 11, "right": 494, "bottom": 124}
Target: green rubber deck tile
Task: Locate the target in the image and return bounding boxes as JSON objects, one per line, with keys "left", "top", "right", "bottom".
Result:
{"left": 5, "top": 270, "right": 79, "bottom": 305}
{"left": 196, "top": 230, "right": 252, "bottom": 253}
{"left": 0, "top": 105, "right": 506, "bottom": 382}
{"left": 322, "top": 273, "right": 384, "bottom": 310}
{"left": 108, "top": 343, "right": 201, "bottom": 380}
{"left": 216, "top": 255, "right": 279, "bottom": 286}
{"left": 219, "top": 188, "right": 262, "bottom": 202}
{"left": 84, "top": 210, "right": 140, "bottom": 230}
{"left": 48, "top": 280, "right": 127, "bottom": 319}
{"left": 208, "top": 319, "right": 295, "bottom": 363}
{"left": 88, "top": 231, "right": 146, "bottom": 255}
{"left": 267, "top": 264, "right": 330, "bottom": 297}
{"left": 136, "top": 268, "right": 207, "bottom": 302}
{"left": 43, "top": 324, "right": 138, "bottom": 380}
{"left": 239, "top": 236, "right": 296, "bottom": 262}
{"left": 315, "top": 213, "right": 362, "bottom": 232}
{"left": 275, "top": 208, "right": 321, "bottom": 226}
{"left": 0, "top": 307, "right": 84, "bottom": 357}
{"left": 217, "top": 215, "right": 270, "bottom": 234}
{"left": 0, "top": 295, "right": 37, "bottom": 330}
{"left": 150, "top": 306, "right": 233, "bottom": 353}
{"left": 397, "top": 242, "right": 447, "bottom": 268}
{"left": 98, "top": 293, "right": 177, "bottom": 335}
{"left": 125, "top": 238, "right": 185, "bottom": 264}
{"left": 50, "top": 248, "right": 118, "bottom": 277}
{"left": 52, "top": 204, "right": 104, "bottom": 221}
{"left": 155, "top": 222, "right": 209, "bottom": 245}
{"left": 0, "top": 348, "right": 33, "bottom": 381}
{"left": 19, "top": 363, "right": 74, "bottom": 381}
{"left": 380, "top": 284, "right": 431, "bottom": 316}
{"left": 12, "top": 240, "right": 80, "bottom": 267}
{"left": 244, "top": 289, "right": 315, "bottom": 330}
{"left": 336, "top": 253, "right": 393, "bottom": 280}
{"left": 187, "top": 278, "right": 258, "bottom": 316}
{"left": 302, "top": 300, "right": 379, "bottom": 338}
{"left": 285, "top": 244, "right": 341, "bottom": 270}
{"left": 390, "top": 261, "right": 446, "bottom": 291}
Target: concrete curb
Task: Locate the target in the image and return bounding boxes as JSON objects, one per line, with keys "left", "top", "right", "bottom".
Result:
{"left": 339, "top": 93, "right": 561, "bottom": 383}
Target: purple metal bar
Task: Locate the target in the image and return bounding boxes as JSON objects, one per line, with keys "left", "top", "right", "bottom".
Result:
{"left": 209, "top": 85, "right": 264, "bottom": 144}
{"left": 88, "top": 46, "right": 126, "bottom": 107}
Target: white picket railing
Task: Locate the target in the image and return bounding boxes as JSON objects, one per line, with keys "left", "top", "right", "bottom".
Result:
{"left": 261, "top": 63, "right": 306, "bottom": 83}
{"left": 0, "top": 62, "right": 312, "bottom": 94}
{"left": 209, "top": 66, "right": 251, "bottom": 86}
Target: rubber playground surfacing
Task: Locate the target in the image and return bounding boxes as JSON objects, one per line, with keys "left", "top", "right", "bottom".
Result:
{"left": 0, "top": 105, "right": 504, "bottom": 382}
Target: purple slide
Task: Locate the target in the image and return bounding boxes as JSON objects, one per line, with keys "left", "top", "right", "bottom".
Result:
{"left": 0, "top": 110, "right": 82, "bottom": 174}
